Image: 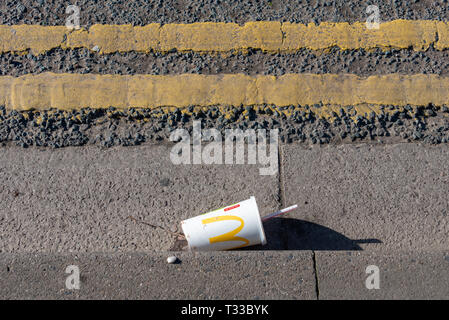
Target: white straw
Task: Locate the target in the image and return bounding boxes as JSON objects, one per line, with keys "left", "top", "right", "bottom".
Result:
{"left": 261, "top": 204, "right": 298, "bottom": 222}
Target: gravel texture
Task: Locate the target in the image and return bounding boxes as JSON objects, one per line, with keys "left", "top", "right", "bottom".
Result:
{"left": 1, "top": 0, "right": 448, "bottom": 26}
{"left": 1, "top": 0, "right": 448, "bottom": 149}
{"left": 2, "top": 47, "right": 449, "bottom": 76}
{"left": 1, "top": 105, "right": 448, "bottom": 148}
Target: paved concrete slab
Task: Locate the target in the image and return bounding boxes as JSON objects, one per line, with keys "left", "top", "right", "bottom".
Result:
{"left": 0, "top": 144, "right": 280, "bottom": 252}
{"left": 0, "top": 251, "right": 315, "bottom": 300}
{"left": 281, "top": 143, "right": 449, "bottom": 252}
{"left": 316, "top": 251, "right": 449, "bottom": 299}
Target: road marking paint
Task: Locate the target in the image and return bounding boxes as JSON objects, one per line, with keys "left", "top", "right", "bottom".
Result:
{"left": 1, "top": 73, "right": 449, "bottom": 111}
{"left": 0, "top": 20, "right": 448, "bottom": 54}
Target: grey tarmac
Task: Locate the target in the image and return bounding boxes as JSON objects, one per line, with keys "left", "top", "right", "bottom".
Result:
{"left": 0, "top": 251, "right": 316, "bottom": 300}
{"left": 0, "top": 144, "right": 281, "bottom": 252}
{"left": 1, "top": 0, "right": 448, "bottom": 26}
{"left": 1, "top": 143, "right": 448, "bottom": 253}
{"left": 2, "top": 48, "right": 449, "bottom": 77}
{"left": 1, "top": 0, "right": 448, "bottom": 300}
{"left": 2, "top": 105, "right": 449, "bottom": 149}
{"left": 0, "top": 141, "right": 448, "bottom": 299}
{"left": 282, "top": 143, "right": 449, "bottom": 252}
{"left": 1, "top": 251, "right": 447, "bottom": 299}
{"left": 316, "top": 251, "right": 449, "bottom": 299}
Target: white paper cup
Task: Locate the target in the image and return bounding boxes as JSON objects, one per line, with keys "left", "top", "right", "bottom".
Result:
{"left": 181, "top": 196, "right": 267, "bottom": 251}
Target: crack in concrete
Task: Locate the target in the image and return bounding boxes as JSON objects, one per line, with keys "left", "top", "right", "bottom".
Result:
{"left": 312, "top": 251, "right": 320, "bottom": 300}
{"left": 277, "top": 143, "right": 290, "bottom": 250}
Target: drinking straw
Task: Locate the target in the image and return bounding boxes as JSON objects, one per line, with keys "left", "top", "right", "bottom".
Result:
{"left": 261, "top": 204, "right": 298, "bottom": 222}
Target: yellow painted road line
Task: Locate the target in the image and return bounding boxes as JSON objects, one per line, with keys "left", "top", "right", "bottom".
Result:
{"left": 1, "top": 20, "right": 449, "bottom": 54}
{"left": 1, "top": 72, "right": 449, "bottom": 111}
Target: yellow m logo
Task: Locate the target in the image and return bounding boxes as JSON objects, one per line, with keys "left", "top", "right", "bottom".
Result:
{"left": 201, "top": 215, "right": 250, "bottom": 249}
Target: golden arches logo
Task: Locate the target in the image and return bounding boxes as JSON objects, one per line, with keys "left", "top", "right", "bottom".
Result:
{"left": 201, "top": 215, "right": 250, "bottom": 249}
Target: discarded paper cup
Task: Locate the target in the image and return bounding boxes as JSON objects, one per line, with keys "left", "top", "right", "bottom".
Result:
{"left": 181, "top": 196, "right": 267, "bottom": 251}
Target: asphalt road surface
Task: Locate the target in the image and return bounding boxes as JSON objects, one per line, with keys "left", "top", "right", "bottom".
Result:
{"left": 1, "top": 0, "right": 448, "bottom": 300}
{"left": 1, "top": 143, "right": 448, "bottom": 299}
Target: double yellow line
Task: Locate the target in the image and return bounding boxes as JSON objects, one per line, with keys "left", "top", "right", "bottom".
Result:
{"left": 1, "top": 20, "right": 449, "bottom": 113}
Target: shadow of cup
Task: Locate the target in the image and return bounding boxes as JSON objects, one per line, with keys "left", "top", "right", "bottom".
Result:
{"left": 169, "top": 218, "right": 382, "bottom": 251}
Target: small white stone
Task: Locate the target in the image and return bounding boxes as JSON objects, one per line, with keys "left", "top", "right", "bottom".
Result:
{"left": 92, "top": 45, "right": 100, "bottom": 52}
{"left": 167, "top": 256, "right": 177, "bottom": 264}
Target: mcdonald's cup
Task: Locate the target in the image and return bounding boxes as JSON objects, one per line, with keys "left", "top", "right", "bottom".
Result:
{"left": 181, "top": 196, "right": 267, "bottom": 251}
